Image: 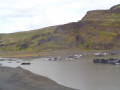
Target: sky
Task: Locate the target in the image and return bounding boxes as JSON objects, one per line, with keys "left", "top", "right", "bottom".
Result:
{"left": 0, "top": 0, "right": 120, "bottom": 33}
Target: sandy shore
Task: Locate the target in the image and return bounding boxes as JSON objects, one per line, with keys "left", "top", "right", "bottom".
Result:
{"left": 0, "top": 66, "right": 76, "bottom": 90}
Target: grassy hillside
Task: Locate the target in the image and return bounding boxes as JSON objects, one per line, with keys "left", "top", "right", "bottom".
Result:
{"left": 0, "top": 26, "right": 58, "bottom": 51}
{"left": 0, "top": 26, "right": 73, "bottom": 51}
{"left": 0, "top": 4, "right": 120, "bottom": 52}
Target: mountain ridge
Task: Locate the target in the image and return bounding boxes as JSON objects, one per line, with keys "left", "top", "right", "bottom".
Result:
{"left": 0, "top": 4, "right": 120, "bottom": 51}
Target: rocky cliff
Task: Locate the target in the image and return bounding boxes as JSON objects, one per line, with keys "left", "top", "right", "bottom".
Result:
{"left": 0, "top": 4, "right": 120, "bottom": 51}
{"left": 54, "top": 4, "right": 120, "bottom": 50}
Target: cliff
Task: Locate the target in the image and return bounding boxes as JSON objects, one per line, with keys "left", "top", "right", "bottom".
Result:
{"left": 0, "top": 4, "right": 120, "bottom": 51}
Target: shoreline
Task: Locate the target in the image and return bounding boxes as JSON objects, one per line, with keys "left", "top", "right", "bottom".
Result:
{"left": 0, "top": 49, "right": 113, "bottom": 59}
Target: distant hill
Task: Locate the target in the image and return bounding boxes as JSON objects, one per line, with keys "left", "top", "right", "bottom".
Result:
{"left": 0, "top": 4, "right": 120, "bottom": 51}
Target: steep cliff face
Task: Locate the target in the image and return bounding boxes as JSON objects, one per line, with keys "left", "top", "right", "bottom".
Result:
{"left": 54, "top": 4, "right": 120, "bottom": 50}
{"left": 0, "top": 4, "right": 120, "bottom": 51}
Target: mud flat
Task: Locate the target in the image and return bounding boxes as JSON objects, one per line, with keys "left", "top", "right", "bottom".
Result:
{"left": 0, "top": 66, "right": 76, "bottom": 90}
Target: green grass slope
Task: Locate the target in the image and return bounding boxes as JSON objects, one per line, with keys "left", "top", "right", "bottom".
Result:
{"left": 0, "top": 25, "right": 72, "bottom": 51}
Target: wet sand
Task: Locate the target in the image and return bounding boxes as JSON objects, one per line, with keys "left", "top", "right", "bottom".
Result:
{"left": 0, "top": 66, "right": 76, "bottom": 90}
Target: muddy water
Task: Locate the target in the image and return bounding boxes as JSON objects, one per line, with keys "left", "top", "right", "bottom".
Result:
{"left": 1, "top": 55, "right": 120, "bottom": 90}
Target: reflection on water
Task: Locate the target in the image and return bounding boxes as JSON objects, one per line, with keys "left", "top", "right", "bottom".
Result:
{"left": 0, "top": 55, "right": 120, "bottom": 90}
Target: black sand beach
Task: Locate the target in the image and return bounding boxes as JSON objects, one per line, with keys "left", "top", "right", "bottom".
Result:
{"left": 0, "top": 66, "right": 76, "bottom": 90}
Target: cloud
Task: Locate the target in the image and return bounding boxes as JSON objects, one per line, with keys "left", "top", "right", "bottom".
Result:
{"left": 0, "top": 0, "right": 120, "bottom": 33}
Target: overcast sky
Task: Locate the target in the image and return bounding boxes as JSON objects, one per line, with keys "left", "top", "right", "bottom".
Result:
{"left": 0, "top": 0, "right": 120, "bottom": 33}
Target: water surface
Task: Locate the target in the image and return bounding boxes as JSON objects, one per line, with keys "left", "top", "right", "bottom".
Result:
{"left": 0, "top": 55, "right": 120, "bottom": 90}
